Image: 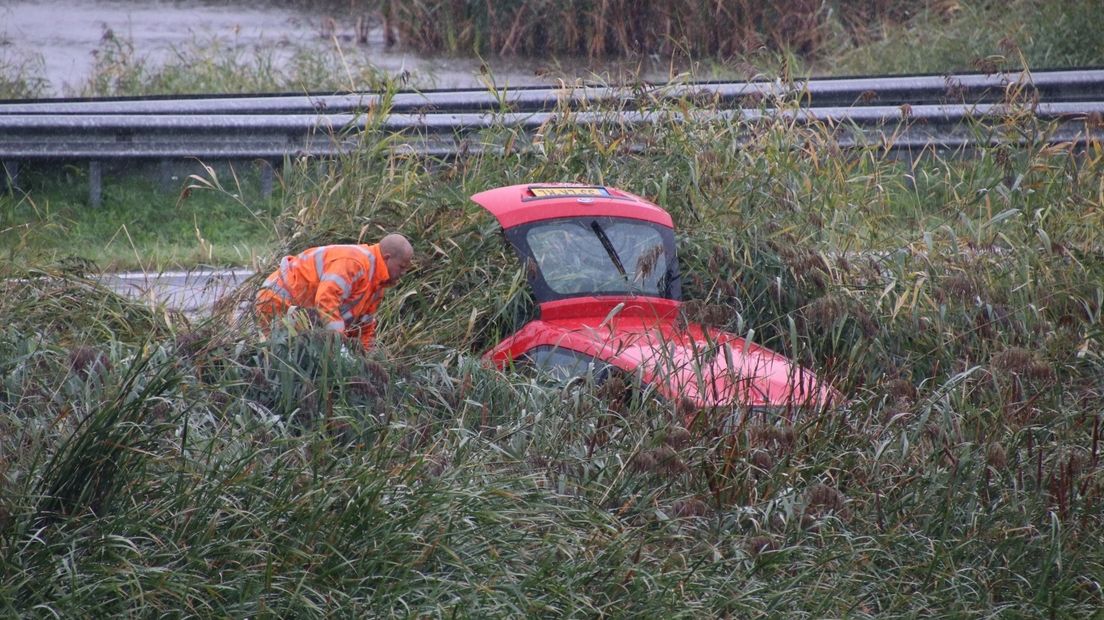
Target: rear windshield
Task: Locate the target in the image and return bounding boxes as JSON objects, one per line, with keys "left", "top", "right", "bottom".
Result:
{"left": 513, "top": 217, "right": 678, "bottom": 301}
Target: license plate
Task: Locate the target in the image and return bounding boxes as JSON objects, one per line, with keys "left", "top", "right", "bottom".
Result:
{"left": 529, "top": 186, "right": 609, "bottom": 197}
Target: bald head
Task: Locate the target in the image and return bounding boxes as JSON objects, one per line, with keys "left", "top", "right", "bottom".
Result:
{"left": 379, "top": 233, "right": 413, "bottom": 284}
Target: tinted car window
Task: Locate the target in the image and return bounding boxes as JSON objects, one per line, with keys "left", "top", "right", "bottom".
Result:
{"left": 522, "top": 345, "right": 612, "bottom": 384}
{"left": 524, "top": 219, "right": 669, "bottom": 297}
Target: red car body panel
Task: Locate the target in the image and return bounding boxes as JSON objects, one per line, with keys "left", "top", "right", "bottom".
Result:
{"left": 474, "top": 183, "right": 839, "bottom": 413}
{"left": 470, "top": 184, "right": 674, "bottom": 229}
{"left": 485, "top": 298, "right": 836, "bottom": 409}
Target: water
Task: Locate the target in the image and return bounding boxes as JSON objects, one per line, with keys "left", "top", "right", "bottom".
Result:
{"left": 0, "top": 0, "right": 561, "bottom": 94}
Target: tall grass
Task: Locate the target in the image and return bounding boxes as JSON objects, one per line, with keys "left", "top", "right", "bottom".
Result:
{"left": 381, "top": 0, "right": 1104, "bottom": 73}
{"left": 382, "top": 0, "right": 909, "bottom": 59}
{"left": 830, "top": 0, "right": 1104, "bottom": 75}
{"left": 387, "top": 0, "right": 806, "bottom": 59}
{"left": 0, "top": 50, "right": 48, "bottom": 100}
{"left": 2, "top": 70, "right": 1103, "bottom": 615}
{"left": 4, "top": 0, "right": 1099, "bottom": 103}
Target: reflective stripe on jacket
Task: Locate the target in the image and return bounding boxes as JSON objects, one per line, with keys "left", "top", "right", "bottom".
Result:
{"left": 257, "top": 243, "right": 391, "bottom": 348}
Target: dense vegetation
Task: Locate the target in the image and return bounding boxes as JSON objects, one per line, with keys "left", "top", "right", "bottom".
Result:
{"left": 2, "top": 84, "right": 1103, "bottom": 614}
{"left": 1, "top": 0, "right": 1102, "bottom": 103}
{"left": 382, "top": 0, "right": 1103, "bottom": 74}
{"left": 1, "top": 1, "right": 1102, "bottom": 615}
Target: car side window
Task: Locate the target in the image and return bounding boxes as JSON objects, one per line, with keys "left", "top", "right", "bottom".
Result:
{"left": 521, "top": 345, "right": 612, "bottom": 384}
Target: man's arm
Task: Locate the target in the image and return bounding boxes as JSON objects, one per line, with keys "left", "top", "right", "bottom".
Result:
{"left": 314, "top": 258, "right": 358, "bottom": 333}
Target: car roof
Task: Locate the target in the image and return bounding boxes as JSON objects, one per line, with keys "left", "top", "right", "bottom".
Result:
{"left": 470, "top": 183, "right": 674, "bottom": 229}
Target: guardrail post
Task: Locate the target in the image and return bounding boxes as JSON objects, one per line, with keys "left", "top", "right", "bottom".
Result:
{"left": 160, "top": 159, "right": 174, "bottom": 193}
{"left": 259, "top": 159, "right": 275, "bottom": 198}
{"left": 89, "top": 160, "right": 102, "bottom": 208}
{"left": 1, "top": 160, "right": 18, "bottom": 193}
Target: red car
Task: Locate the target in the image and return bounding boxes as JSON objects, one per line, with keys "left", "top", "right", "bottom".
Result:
{"left": 474, "top": 184, "right": 838, "bottom": 423}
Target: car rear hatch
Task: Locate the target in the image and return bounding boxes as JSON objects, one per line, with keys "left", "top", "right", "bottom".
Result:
{"left": 471, "top": 183, "right": 682, "bottom": 308}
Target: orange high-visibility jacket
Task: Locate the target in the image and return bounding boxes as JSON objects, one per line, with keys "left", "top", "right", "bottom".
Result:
{"left": 256, "top": 243, "right": 391, "bottom": 348}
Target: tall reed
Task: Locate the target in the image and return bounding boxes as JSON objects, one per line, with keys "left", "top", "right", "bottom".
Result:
{"left": 379, "top": 0, "right": 1104, "bottom": 73}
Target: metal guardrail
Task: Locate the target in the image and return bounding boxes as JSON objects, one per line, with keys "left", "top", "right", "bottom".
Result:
{"left": 2, "top": 102, "right": 1101, "bottom": 158}
{"left": 2, "top": 69, "right": 1101, "bottom": 115}
{"left": 1, "top": 69, "right": 1102, "bottom": 206}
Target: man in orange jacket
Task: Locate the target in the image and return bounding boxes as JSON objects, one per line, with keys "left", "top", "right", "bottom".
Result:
{"left": 255, "top": 233, "right": 414, "bottom": 349}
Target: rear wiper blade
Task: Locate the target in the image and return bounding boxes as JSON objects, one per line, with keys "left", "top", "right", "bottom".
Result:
{"left": 590, "top": 221, "right": 628, "bottom": 280}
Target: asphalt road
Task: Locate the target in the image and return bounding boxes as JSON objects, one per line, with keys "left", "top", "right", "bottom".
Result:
{"left": 100, "top": 269, "right": 255, "bottom": 315}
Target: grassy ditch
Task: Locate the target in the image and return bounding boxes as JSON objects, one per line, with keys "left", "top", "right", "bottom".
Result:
{"left": 1, "top": 163, "right": 281, "bottom": 271}
{"left": 1, "top": 84, "right": 1103, "bottom": 615}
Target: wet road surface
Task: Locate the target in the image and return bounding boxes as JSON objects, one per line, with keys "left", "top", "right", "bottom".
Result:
{"left": 100, "top": 268, "right": 254, "bottom": 315}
